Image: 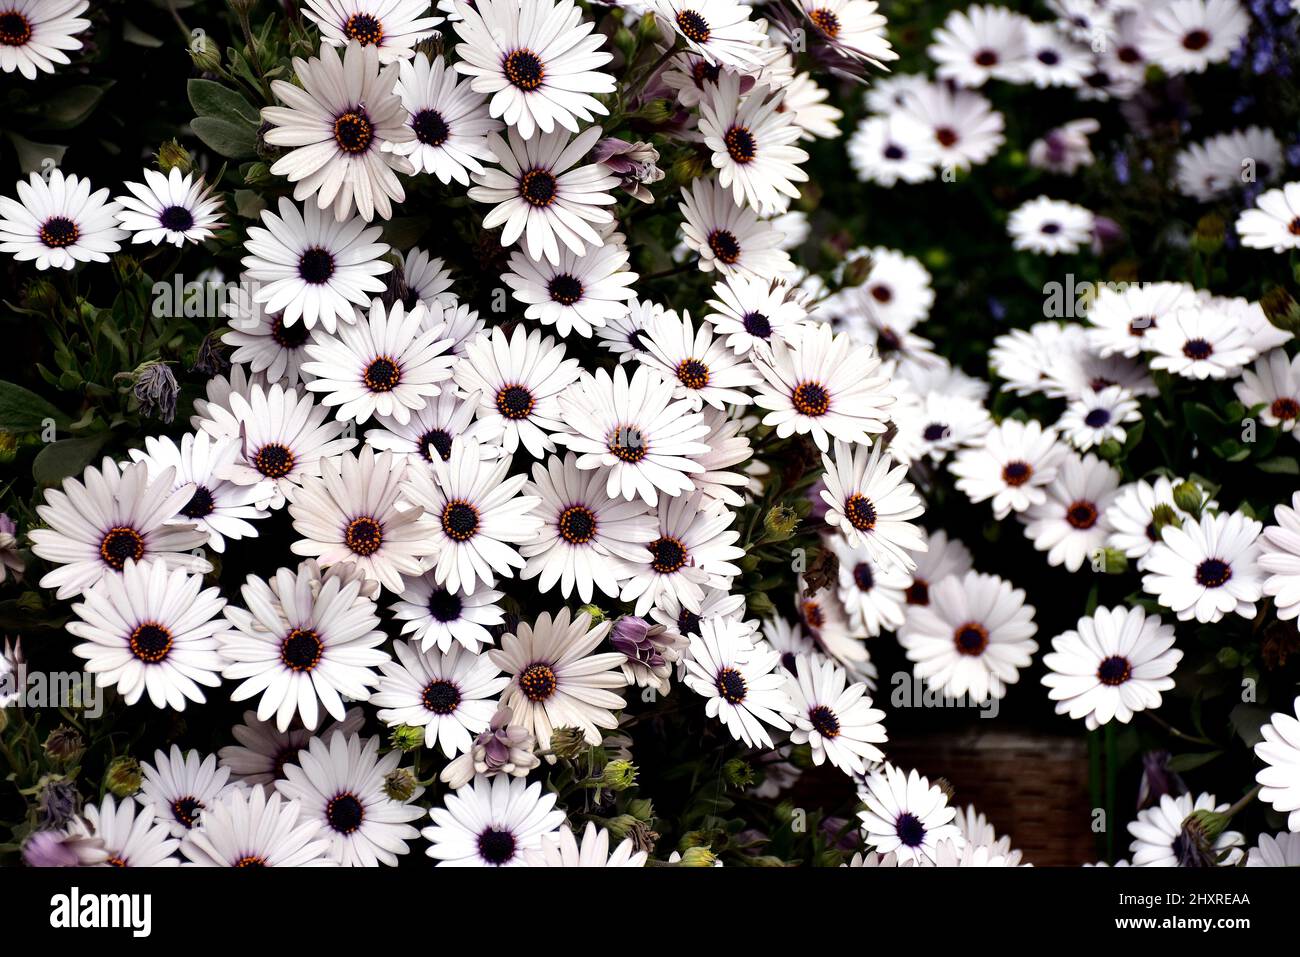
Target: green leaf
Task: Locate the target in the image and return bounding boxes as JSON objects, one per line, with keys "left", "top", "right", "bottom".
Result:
{"left": 123, "top": 21, "right": 164, "bottom": 47}
{"left": 36, "top": 85, "right": 108, "bottom": 130}
{"left": 32, "top": 434, "right": 109, "bottom": 486}
{"left": 188, "top": 78, "right": 261, "bottom": 125}
{"left": 3, "top": 132, "right": 66, "bottom": 176}
{"left": 0, "top": 380, "right": 70, "bottom": 432}
{"left": 190, "top": 116, "right": 258, "bottom": 160}
{"left": 1166, "top": 750, "right": 1222, "bottom": 773}
{"left": 1257, "top": 456, "right": 1300, "bottom": 475}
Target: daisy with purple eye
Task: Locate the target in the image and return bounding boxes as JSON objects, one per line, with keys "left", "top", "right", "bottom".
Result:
{"left": 262, "top": 41, "right": 414, "bottom": 223}
{"left": 0, "top": 169, "right": 125, "bottom": 270}
{"left": 820, "top": 439, "right": 926, "bottom": 570}
{"left": 1142, "top": 510, "right": 1264, "bottom": 624}
{"left": 858, "top": 764, "right": 963, "bottom": 866}
{"left": 276, "top": 731, "right": 425, "bottom": 867}
{"left": 678, "top": 177, "right": 794, "bottom": 278}
{"left": 469, "top": 125, "right": 619, "bottom": 266}
{"left": 29, "top": 457, "right": 211, "bottom": 601}
{"left": 140, "top": 745, "right": 235, "bottom": 838}
{"left": 1235, "top": 349, "right": 1300, "bottom": 433}
{"left": 453, "top": 325, "right": 581, "bottom": 459}
{"left": 705, "top": 274, "right": 805, "bottom": 356}
{"left": 388, "top": 572, "right": 505, "bottom": 654}
{"left": 1236, "top": 182, "right": 1300, "bottom": 254}
{"left": 950, "top": 418, "right": 1068, "bottom": 520}
{"left": 1042, "top": 605, "right": 1181, "bottom": 731}
{"left": 847, "top": 112, "right": 941, "bottom": 187}
{"left": 637, "top": 309, "right": 762, "bottom": 411}
{"left": 1007, "top": 196, "right": 1095, "bottom": 256}
{"left": 1106, "top": 476, "right": 1200, "bottom": 566}
{"left": 829, "top": 533, "right": 909, "bottom": 637}
{"left": 502, "top": 232, "right": 638, "bottom": 339}
{"left": 787, "top": 653, "right": 887, "bottom": 776}
{"left": 1056, "top": 385, "right": 1141, "bottom": 452}
{"left": 595, "top": 297, "right": 663, "bottom": 364}
{"left": 423, "top": 774, "right": 565, "bottom": 867}
{"left": 0, "top": 0, "right": 90, "bottom": 79}
{"left": 1127, "top": 792, "right": 1244, "bottom": 867}
{"left": 1021, "top": 452, "right": 1121, "bottom": 573}
{"left": 1137, "top": 0, "right": 1249, "bottom": 76}
{"left": 650, "top": 0, "right": 769, "bottom": 70}
{"left": 221, "top": 279, "right": 314, "bottom": 386}
{"left": 897, "top": 81, "right": 1005, "bottom": 171}
{"left": 390, "top": 53, "right": 501, "bottom": 185}
{"left": 683, "top": 617, "right": 796, "bottom": 749}
{"left": 1146, "top": 305, "right": 1257, "bottom": 380}
{"left": 372, "top": 640, "right": 509, "bottom": 757}
{"left": 927, "top": 4, "right": 1031, "bottom": 88}
{"left": 795, "top": 0, "right": 897, "bottom": 67}
{"left": 363, "top": 390, "right": 504, "bottom": 469}
{"left": 115, "top": 167, "right": 224, "bottom": 247}
{"left": 301, "top": 0, "right": 444, "bottom": 64}
{"left": 452, "top": 0, "right": 614, "bottom": 140}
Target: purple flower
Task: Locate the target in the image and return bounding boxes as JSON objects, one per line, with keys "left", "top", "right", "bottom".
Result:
{"left": 592, "top": 138, "right": 664, "bottom": 204}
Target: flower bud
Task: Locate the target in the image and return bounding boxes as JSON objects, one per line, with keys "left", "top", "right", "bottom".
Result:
{"left": 1149, "top": 503, "right": 1181, "bottom": 537}
{"left": 577, "top": 603, "right": 606, "bottom": 625}
{"left": 722, "top": 758, "right": 755, "bottom": 788}
{"left": 389, "top": 725, "right": 425, "bottom": 753}
{"left": 600, "top": 759, "right": 638, "bottom": 791}
{"left": 383, "top": 767, "right": 418, "bottom": 803}
{"left": 1190, "top": 213, "right": 1225, "bottom": 255}
{"left": 1172, "top": 480, "right": 1204, "bottom": 515}
{"left": 189, "top": 34, "right": 223, "bottom": 73}
{"left": 105, "top": 756, "right": 143, "bottom": 798}
{"left": 762, "top": 504, "right": 800, "bottom": 541}
{"left": 548, "top": 726, "right": 588, "bottom": 760}
{"left": 675, "top": 846, "right": 717, "bottom": 867}
{"left": 155, "top": 140, "right": 193, "bottom": 176}
{"left": 44, "top": 725, "right": 84, "bottom": 766}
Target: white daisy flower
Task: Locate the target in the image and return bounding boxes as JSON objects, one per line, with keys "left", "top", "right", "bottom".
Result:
{"left": 276, "top": 731, "right": 425, "bottom": 867}
{"left": 555, "top": 363, "right": 712, "bottom": 507}
{"left": 180, "top": 787, "right": 337, "bottom": 867}
{"left": 452, "top": 0, "right": 613, "bottom": 140}
{"left": 217, "top": 707, "right": 365, "bottom": 787}
{"left": 67, "top": 558, "right": 225, "bottom": 711}
{"left": 1236, "top": 349, "right": 1300, "bottom": 431}
{"left": 704, "top": 274, "right": 805, "bottom": 357}
{"left": 140, "top": 745, "right": 234, "bottom": 837}
{"left": 128, "top": 432, "right": 270, "bottom": 554}
{"left": 1106, "top": 475, "right": 1198, "bottom": 564}
{"left": 678, "top": 176, "right": 794, "bottom": 277}
{"left": 595, "top": 297, "right": 662, "bottom": 364}
{"left": 262, "top": 41, "right": 414, "bottom": 222}
{"left": 1176, "top": 126, "right": 1284, "bottom": 201}
{"left": 829, "top": 533, "right": 909, "bottom": 637}
{"left": 364, "top": 390, "right": 503, "bottom": 469}
{"left": 1086, "top": 281, "right": 1199, "bottom": 358}
{"left": 1255, "top": 695, "right": 1300, "bottom": 832}
{"left": 423, "top": 773, "right": 565, "bottom": 867}
{"left": 797, "top": 586, "right": 876, "bottom": 685}
{"left": 1127, "top": 792, "right": 1244, "bottom": 866}
{"left": 753, "top": 321, "right": 894, "bottom": 452}
{"left": 1017, "top": 24, "right": 1092, "bottom": 89}
{"left": 0, "top": 169, "right": 125, "bottom": 270}
{"left": 1042, "top": 605, "right": 1181, "bottom": 731}
{"left": 241, "top": 197, "right": 392, "bottom": 333}
{"left": 29, "top": 457, "right": 210, "bottom": 600}
{"left": 950, "top": 417, "right": 1068, "bottom": 520}
{"left": 502, "top": 234, "right": 638, "bottom": 338}
{"left": 777, "top": 65, "right": 844, "bottom": 141}
{"left": 301, "top": 0, "right": 443, "bottom": 63}
{"left": 453, "top": 324, "right": 580, "bottom": 458}
{"left": 1146, "top": 305, "right": 1257, "bottom": 380}
{"left": 1007, "top": 195, "right": 1095, "bottom": 255}
{"left": 489, "top": 608, "right": 627, "bottom": 749}
{"left": 692, "top": 407, "right": 756, "bottom": 507}
{"left": 683, "top": 617, "right": 796, "bottom": 749}
{"left": 1213, "top": 292, "right": 1292, "bottom": 355}
{"left": 470, "top": 124, "right": 618, "bottom": 265}
{"left": 372, "top": 640, "right": 508, "bottom": 757}
{"left": 890, "top": 391, "right": 992, "bottom": 464}
{"left": 1261, "top": 493, "right": 1300, "bottom": 621}
{"left": 898, "top": 82, "right": 1005, "bottom": 170}
{"left": 795, "top": 0, "right": 897, "bottom": 67}
{"left": 847, "top": 112, "right": 941, "bottom": 187}
{"left": 787, "top": 653, "right": 886, "bottom": 775}
{"left": 928, "top": 4, "right": 1031, "bottom": 88}
{"left": 220, "top": 280, "right": 314, "bottom": 386}
{"left": 1142, "top": 510, "right": 1263, "bottom": 623}
{"left": 842, "top": 246, "right": 936, "bottom": 334}
{"left": 0, "top": 0, "right": 89, "bottom": 79}
{"left": 650, "top": 0, "right": 768, "bottom": 70}
{"left": 1236, "top": 181, "right": 1300, "bottom": 253}
{"left": 1021, "top": 452, "right": 1120, "bottom": 572}
{"left": 699, "top": 73, "right": 809, "bottom": 215}
{"left": 1137, "top": 0, "right": 1249, "bottom": 75}
{"left": 214, "top": 382, "right": 357, "bottom": 508}
{"left": 286, "top": 447, "right": 432, "bottom": 594}
{"left": 401, "top": 437, "right": 543, "bottom": 595}
{"left": 954, "top": 803, "right": 1023, "bottom": 864}
{"left": 1246, "top": 832, "right": 1300, "bottom": 867}
{"left": 858, "top": 764, "right": 963, "bottom": 866}
{"left": 820, "top": 439, "right": 926, "bottom": 570}
{"left": 302, "top": 299, "right": 455, "bottom": 426}
{"left": 520, "top": 452, "right": 656, "bottom": 603}
{"left": 220, "top": 561, "right": 389, "bottom": 730}
{"left": 904, "top": 528, "right": 973, "bottom": 608}
{"left": 390, "top": 52, "right": 501, "bottom": 184}
{"left": 115, "top": 167, "right": 223, "bottom": 247}
{"left": 389, "top": 571, "right": 505, "bottom": 655}
{"left": 528, "top": 821, "right": 648, "bottom": 867}
{"left": 637, "top": 309, "right": 761, "bottom": 411}
{"left": 76, "top": 795, "right": 179, "bottom": 867}
{"left": 898, "top": 570, "right": 1038, "bottom": 703}
{"left": 1056, "top": 386, "right": 1141, "bottom": 452}
{"left": 394, "top": 245, "right": 457, "bottom": 309}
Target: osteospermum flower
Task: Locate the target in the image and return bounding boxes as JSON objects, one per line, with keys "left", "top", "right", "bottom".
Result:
{"left": 423, "top": 773, "right": 565, "bottom": 867}
{"left": 301, "top": 0, "right": 443, "bottom": 63}
{"left": 858, "top": 764, "right": 963, "bottom": 866}
{"left": 897, "top": 570, "right": 1038, "bottom": 703}
{"left": 29, "top": 457, "right": 211, "bottom": 600}
{"left": 180, "top": 787, "right": 337, "bottom": 867}
{"left": 115, "top": 167, "right": 224, "bottom": 247}
{"left": 76, "top": 795, "right": 180, "bottom": 868}
{"left": 220, "top": 561, "right": 389, "bottom": 730}
{"left": 786, "top": 654, "right": 887, "bottom": 775}
{"left": 1137, "top": 0, "right": 1249, "bottom": 76}
{"left": 221, "top": 281, "right": 313, "bottom": 386}
{"left": 753, "top": 321, "right": 894, "bottom": 452}
{"left": 829, "top": 533, "right": 909, "bottom": 637}
{"left": 1042, "top": 606, "right": 1182, "bottom": 731}
{"left": 678, "top": 177, "right": 794, "bottom": 277}
{"left": 1146, "top": 305, "right": 1256, "bottom": 380}
{"left": 67, "top": 559, "right": 226, "bottom": 711}
{"left": 1007, "top": 196, "right": 1095, "bottom": 255}
{"left": 389, "top": 572, "right": 504, "bottom": 654}
{"left": 950, "top": 418, "right": 1068, "bottom": 520}
{"left": 140, "top": 745, "right": 234, "bottom": 837}
{"left": 401, "top": 438, "right": 543, "bottom": 595}
{"left": 217, "top": 707, "right": 364, "bottom": 786}
{"left": 0, "top": 169, "right": 125, "bottom": 270}
{"left": 705, "top": 274, "right": 805, "bottom": 356}
{"left": 469, "top": 125, "right": 618, "bottom": 265}
{"left": 683, "top": 617, "right": 795, "bottom": 749}
{"left": 820, "top": 439, "right": 926, "bottom": 570}
{"left": 502, "top": 234, "right": 638, "bottom": 338}
{"left": 903, "top": 528, "right": 973, "bottom": 608}
{"left": 528, "top": 821, "right": 648, "bottom": 867}
{"left": 1246, "top": 832, "right": 1300, "bottom": 867}
{"left": 638, "top": 309, "right": 762, "bottom": 411}
{"left": 1056, "top": 386, "right": 1141, "bottom": 452}
{"left": 1106, "top": 475, "right": 1201, "bottom": 565}
{"left": 452, "top": 0, "right": 613, "bottom": 140}
{"left": 1141, "top": 510, "right": 1263, "bottom": 624}
{"left": 898, "top": 82, "right": 1005, "bottom": 170}
{"left": 372, "top": 640, "right": 508, "bottom": 757}
{"left": 1235, "top": 349, "right": 1300, "bottom": 432}
{"left": 650, "top": 0, "right": 768, "bottom": 70}
{"left": 241, "top": 197, "right": 392, "bottom": 333}
{"left": 302, "top": 299, "right": 456, "bottom": 426}
{"left": 1021, "top": 452, "right": 1120, "bottom": 572}
{"left": 1235, "top": 182, "right": 1300, "bottom": 253}
{"left": 1255, "top": 696, "right": 1300, "bottom": 832}
{"left": 390, "top": 52, "right": 501, "bottom": 184}
{"left": 1260, "top": 493, "right": 1300, "bottom": 621}
{"left": 1085, "top": 281, "right": 1198, "bottom": 359}
{"left": 453, "top": 324, "right": 580, "bottom": 458}
{"left": 262, "top": 41, "right": 414, "bottom": 222}
{"left": 927, "top": 4, "right": 1031, "bottom": 87}
{"left": 848, "top": 112, "right": 940, "bottom": 186}
{"left": 364, "top": 390, "right": 504, "bottom": 469}
{"left": 1127, "top": 792, "right": 1244, "bottom": 867}
{"left": 1176, "top": 126, "right": 1283, "bottom": 201}
{"left": 0, "top": 0, "right": 90, "bottom": 79}
{"left": 489, "top": 608, "right": 627, "bottom": 749}
{"left": 797, "top": 0, "right": 896, "bottom": 66}
{"left": 276, "top": 731, "right": 425, "bottom": 867}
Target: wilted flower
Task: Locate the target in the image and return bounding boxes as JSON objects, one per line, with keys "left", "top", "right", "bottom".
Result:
{"left": 0, "top": 514, "right": 23, "bottom": 584}
{"left": 120, "top": 360, "right": 180, "bottom": 424}
{"left": 439, "top": 707, "right": 539, "bottom": 789}
{"left": 610, "top": 616, "right": 685, "bottom": 696}
{"left": 21, "top": 828, "right": 107, "bottom": 868}
{"left": 43, "top": 727, "right": 84, "bottom": 767}
{"left": 593, "top": 138, "right": 664, "bottom": 204}
{"left": 36, "top": 776, "right": 82, "bottom": 828}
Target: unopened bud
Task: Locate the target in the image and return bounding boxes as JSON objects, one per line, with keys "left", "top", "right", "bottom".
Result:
{"left": 383, "top": 767, "right": 418, "bottom": 802}
{"left": 600, "top": 759, "right": 638, "bottom": 791}
{"left": 763, "top": 504, "right": 800, "bottom": 541}
{"left": 722, "top": 758, "right": 755, "bottom": 788}
{"left": 548, "top": 726, "right": 587, "bottom": 760}
{"left": 1172, "top": 481, "right": 1204, "bottom": 515}
{"left": 675, "top": 846, "right": 717, "bottom": 867}
{"left": 1190, "top": 213, "right": 1225, "bottom": 255}
{"left": 105, "top": 756, "right": 143, "bottom": 798}
{"left": 389, "top": 725, "right": 425, "bottom": 753}
{"left": 155, "top": 140, "right": 193, "bottom": 175}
